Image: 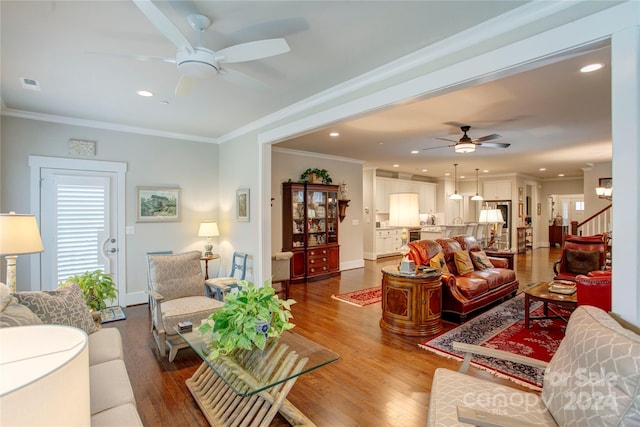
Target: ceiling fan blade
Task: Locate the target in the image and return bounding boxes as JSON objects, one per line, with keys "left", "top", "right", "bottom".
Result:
{"left": 423, "top": 144, "right": 454, "bottom": 151}
{"left": 220, "top": 67, "right": 269, "bottom": 91}
{"left": 87, "top": 51, "right": 176, "bottom": 64}
{"left": 133, "top": 0, "right": 193, "bottom": 52}
{"left": 477, "top": 142, "right": 511, "bottom": 148}
{"left": 215, "top": 38, "right": 290, "bottom": 64}
{"left": 435, "top": 137, "right": 457, "bottom": 143}
{"left": 175, "top": 75, "right": 196, "bottom": 96}
{"left": 473, "top": 133, "right": 501, "bottom": 143}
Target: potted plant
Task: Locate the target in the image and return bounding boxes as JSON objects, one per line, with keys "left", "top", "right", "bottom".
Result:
{"left": 300, "top": 168, "right": 332, "bottom": 185}
{"left": 60, "top": 270, "right": 118, "bottom": 322}
{"left": 198, "top": 279, "right": 296, "bottom": 359}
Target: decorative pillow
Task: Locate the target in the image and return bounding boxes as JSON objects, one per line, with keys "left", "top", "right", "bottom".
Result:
{"left": 0, "top": 296, "right": 43, "bottom": 327}
{"left": 470, "top": 251, "right": 494, "bottom": 270}
{"left": 454, "top": 251, "right": 475, "bottom": 275}
{"left": 0, "top": 282, "right": 12, "bottom": 312}
{"left": 566, "top": 249, "right": 600, "bottom": 275}
{"left": 13, "top": 283, "right": 98, "bottom": 334}
{"left": 429, "top": 252, "right": 449, "bottom": 274}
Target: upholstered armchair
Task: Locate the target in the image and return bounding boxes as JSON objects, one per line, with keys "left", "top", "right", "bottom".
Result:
{"left": 553, "top": 234, "right": 607, "bottom": 281}
{"left": 576, "top": 269, "right": 612, "bottom": 312}
{"left": 147, "top": 251, "right": 224, "bottom": 362}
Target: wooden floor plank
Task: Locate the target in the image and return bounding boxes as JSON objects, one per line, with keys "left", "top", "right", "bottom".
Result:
{"left": 106, "top": 247, "right": 560, "bottom": 426}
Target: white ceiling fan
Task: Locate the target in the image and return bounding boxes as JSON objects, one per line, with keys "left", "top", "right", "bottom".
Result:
{"left": 132, "top": 0, "right": 290, "bottom": 95}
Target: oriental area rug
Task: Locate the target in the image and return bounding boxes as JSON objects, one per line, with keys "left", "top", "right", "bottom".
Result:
{"left": 419, "top": 293, "right": 569, "bottom": 390}
{"left": 331, "top": 286, "right": 382, "bottom": 307}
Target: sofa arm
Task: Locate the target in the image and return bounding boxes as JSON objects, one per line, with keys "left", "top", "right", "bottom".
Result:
{"left": 487, "top": 256, "right": 508, "bottom": 269}
{"left": 457, "top": 406, "right": 550, "bottom": 427}
{"left": 452, "top": 342, "right": 548, "bottom": 374}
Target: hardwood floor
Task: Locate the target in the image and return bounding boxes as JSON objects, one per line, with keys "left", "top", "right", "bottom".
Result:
{"left": 106, "top": 247, "right": 561, "bottom": 426}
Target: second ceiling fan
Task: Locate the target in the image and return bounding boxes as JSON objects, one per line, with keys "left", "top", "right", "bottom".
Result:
{"left": 424, "top": 125, "right": 511, "bottom": 153}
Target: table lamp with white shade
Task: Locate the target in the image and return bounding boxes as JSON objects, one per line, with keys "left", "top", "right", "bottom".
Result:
{"left": 0, "top": 212, "right": 44, "bottom": 293}
{"left": 388, "top": 193, "right": 420, "bottom": 273}
{"left": 478, "top": 209, "right": 504, "bottom": 249}
{"left": 198, "top": 220, "right": 219, "bottom": 257}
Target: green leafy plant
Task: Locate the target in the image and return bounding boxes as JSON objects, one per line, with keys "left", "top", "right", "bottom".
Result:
{"left": 60, "top": 270, "right": 118, "bottom": 311}
{"left": 198, "top": 279, "right": 296, "bottom": 359}
{"left": 300, "top": 168, "right": 332, "bottom": 184}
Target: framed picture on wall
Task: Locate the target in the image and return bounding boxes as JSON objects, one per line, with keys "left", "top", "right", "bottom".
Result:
{"left": 137, "top": 186, "right": 181, "bottom": 222}
{"left": 599, "top": 177, "right": 612, "bottom": 188}
{"left": 236, "top": 188, "right": 250, "bottom": 222}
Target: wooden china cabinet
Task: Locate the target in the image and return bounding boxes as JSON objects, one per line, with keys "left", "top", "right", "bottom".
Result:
{"left": 282, "top": 182, "right": 340, "bottom": 284}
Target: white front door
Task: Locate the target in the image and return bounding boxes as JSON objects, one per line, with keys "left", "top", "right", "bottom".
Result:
{"left": 29, "top": 156, "right": 127, "bottom": 305}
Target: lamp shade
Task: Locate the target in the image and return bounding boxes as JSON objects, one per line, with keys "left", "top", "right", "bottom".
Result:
{"left": 0, "top": 213, "right": 44, "bottom": 256}
{"left": 388, "top": 193, "right": 420, "bottom": 227}
{"left": 454, "top": 142, "right": 476, "bottom": 153}
{"left": 198, "top": 221, "right": 219, "bottom": 237}
{"left": 478, "top": 209, "right": 504, "bottom": 224}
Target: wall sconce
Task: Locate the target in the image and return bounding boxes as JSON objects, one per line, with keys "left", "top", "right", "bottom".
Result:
{"left": 338, "top": 200, "right": 350, "bottom": 222}
{"left": 595, "top": 178, "right": 612, "bottom": 201}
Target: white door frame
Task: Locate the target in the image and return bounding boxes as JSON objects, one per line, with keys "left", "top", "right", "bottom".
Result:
{"left": 29, "top": 156, "right": 128, "bottom": 303}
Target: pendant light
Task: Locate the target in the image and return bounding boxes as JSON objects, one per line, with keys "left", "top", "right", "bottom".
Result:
{"left": 471, "top": 168, "right": 483, "bottom": 201}
{"left": 449, "top": 163, "right": 463, "bottom": 200}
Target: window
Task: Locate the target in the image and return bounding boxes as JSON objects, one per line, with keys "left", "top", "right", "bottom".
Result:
{"left": 575, "top": 201, "right": 585, "bottom": 211}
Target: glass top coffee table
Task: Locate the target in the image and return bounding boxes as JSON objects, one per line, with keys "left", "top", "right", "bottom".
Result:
{"left": 523, "top": 281, "right": 578, "bottom": 328}
{"left": 176, "top": 327, "right": 339, "bottom": 426}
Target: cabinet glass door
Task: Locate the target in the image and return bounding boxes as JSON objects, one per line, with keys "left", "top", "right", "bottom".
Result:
{"left": 327, "top": 191, "right": 338, "bottom": 244}
{"left": 306, "top": 190, "right": 326, "bottom": 246}
{"left": 291, "top": 189, "right": 305, "bottom": 248}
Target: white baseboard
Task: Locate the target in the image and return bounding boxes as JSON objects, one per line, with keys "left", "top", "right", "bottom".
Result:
{"left": 340, "top": 259, "right": 365, "bottom": 271}
{"left": 124, "top": 291, "right": 148, "bottom": 307}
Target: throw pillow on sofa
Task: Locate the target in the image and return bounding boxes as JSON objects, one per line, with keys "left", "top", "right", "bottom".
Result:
{"left": 454, "top": 251, "right": 475, "bottom": 275}
{"left": 0, "top": 282, "right": 43, "bottom": 327}
{"left": 470, "top": 250, "right": 494, "bottom": 270}
{"left": 429, "top": 252, "right": 450, "bottom": 273}
{"left": 14, "top": 283, "right": 99, "bottom": 334}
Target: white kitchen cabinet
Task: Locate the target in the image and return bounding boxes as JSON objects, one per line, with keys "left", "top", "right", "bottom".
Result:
{"left": 418, "top": 182, "right": 436, "bottom": 213}
{"left": 376, "top": 178, "right": 436, "bottom": 214}
{"left": 483, "top": 181, "right": 512, "bottom": 200}
{"left": 375, "top": 228, "right": 402, "bottom": 256}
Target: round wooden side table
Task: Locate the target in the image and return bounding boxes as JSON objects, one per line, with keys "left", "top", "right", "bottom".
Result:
{"left": 380, "top": 266, "right": 443, "bottom": 336}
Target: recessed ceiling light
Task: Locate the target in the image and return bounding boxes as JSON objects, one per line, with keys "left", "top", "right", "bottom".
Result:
{"left": 460, "top": 176, "right": 466, "bottom": 179}
{"left": 580, "top": 63, "right": 603, "bottom": 73}
{"left": 410, "top": 150, "right": 419, "bottom": 154}
{"left": 444, "top": 172, "right": 450, "bottom": 176}
{"left": 558, "top": 173, "right": 565, "bottom": 177}
{"left": 137, "top": 90, "right": 154, "bottom": 97}
{"left": 421, "top": 169, "right": 428, "bottom": 172}
{"left": 393, "top": 164, "right": 400, "bottom": 168}
{"left": 483, "top": 170, "right": 489, "bottom": 173}
{"left": 329, "top": 132, "right": 340, "bottom": 137}
{"left": 539, "top": 168, "right": 546, "bottom": 171}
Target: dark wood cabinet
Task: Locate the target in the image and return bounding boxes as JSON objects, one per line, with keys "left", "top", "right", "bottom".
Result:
{"left": 283, "top": 182, "right": 340, "bottom": 283}
{"left": 379, "top": 266, "right": 443, "bottom": 336}
{"left": 549, "top": 225, "right": 568, "bottom": 247}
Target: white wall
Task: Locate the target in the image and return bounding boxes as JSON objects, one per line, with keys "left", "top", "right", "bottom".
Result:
{"left": 1, "top": 116, "right": 219, "bottom": 304}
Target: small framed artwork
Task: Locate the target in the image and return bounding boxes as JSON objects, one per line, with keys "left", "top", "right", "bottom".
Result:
{"left": 537, "top": 202, "right": 542, "bottom": 216}
{"left": 236, "top": 188, "right": 250, "bottom": 222}
{"left": 518, "top": 187, "right": 523, "bottom": 202}
{"left": 137, "top": 187, "right": 181, "bottom": 222}
{"left": 518, "top": 202, "right": 524, "bottom": 217}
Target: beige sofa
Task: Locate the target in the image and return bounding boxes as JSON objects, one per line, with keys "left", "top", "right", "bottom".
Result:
{"left": 0, "top": 283, "right": 143, "bottom": 426}
{"left": 427, "top": 305, "right": 640, "bottom": 426}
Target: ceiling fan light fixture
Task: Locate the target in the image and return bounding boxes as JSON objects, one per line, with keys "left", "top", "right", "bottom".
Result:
{"left": 176, "top": 47, "right": 220, "bottom": 78}
{"left": 455, "top": 142, "right": 476, "bottom": 153}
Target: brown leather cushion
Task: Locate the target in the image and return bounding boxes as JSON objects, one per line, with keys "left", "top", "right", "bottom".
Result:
{"left": 455, "top": 277, "right": 490, "bottom": 298}
{"left": 436, "top": 238, "right": 464, "bottom": 274}
{"left": 469, "top": 269, "right": 516, "bottom": 290}
{"left": 566, "top": 249, "right": 600, "bottom": 275}
{"left": 453, "top": 235, "right": 482, "bottom": 252}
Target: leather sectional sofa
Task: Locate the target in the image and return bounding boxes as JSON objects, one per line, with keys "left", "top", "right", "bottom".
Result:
{"left": 407, "top": 235, "right": 518, "bottom": 321}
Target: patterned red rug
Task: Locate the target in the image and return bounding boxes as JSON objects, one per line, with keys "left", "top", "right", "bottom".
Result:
{"left": 419, "top": 293, "right": 569, "bottom": 390}
{"left": 331, "top": 286, "right": 382, "bottom": 307}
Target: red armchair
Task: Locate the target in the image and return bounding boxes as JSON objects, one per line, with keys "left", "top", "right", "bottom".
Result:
{"left": 575, "top": 270, "right": 612, "bottom": 312}
{"left": 553, "top": 234, "right": 607, "bottom": 281}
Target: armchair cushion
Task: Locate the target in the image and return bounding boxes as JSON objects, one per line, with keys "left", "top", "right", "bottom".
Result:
{"left": 161, "top": 295, "right": 223, "bottom": 338}
{"left": 148, "top": 251, "right": 205, "bottom": 300}
{"left": 565, "top": 249, "right": 600, "bottom": 276}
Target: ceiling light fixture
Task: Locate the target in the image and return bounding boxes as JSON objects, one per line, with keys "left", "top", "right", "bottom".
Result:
{"left": 449, "top": 163, "right": 463, "bottom": 200}
{"left": 329, "top": 132, "right": 340, "bottom": 137}
{"left": 137, "top": 90, "right": 154, "bottom": 97}
{"left": 471, "top": 168, "right": 483, "bottom": 201}
{"left": 393, "top": 164, "right": 400, "bottom": 168}
{"left": 580, "top": 63, "right": 603, "bottom": 73}
{"left": 454, "top": 141, "right": 476, "bottom": 154}
{"left": 411, "top": 150, "right": 419, "bottom": 154}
